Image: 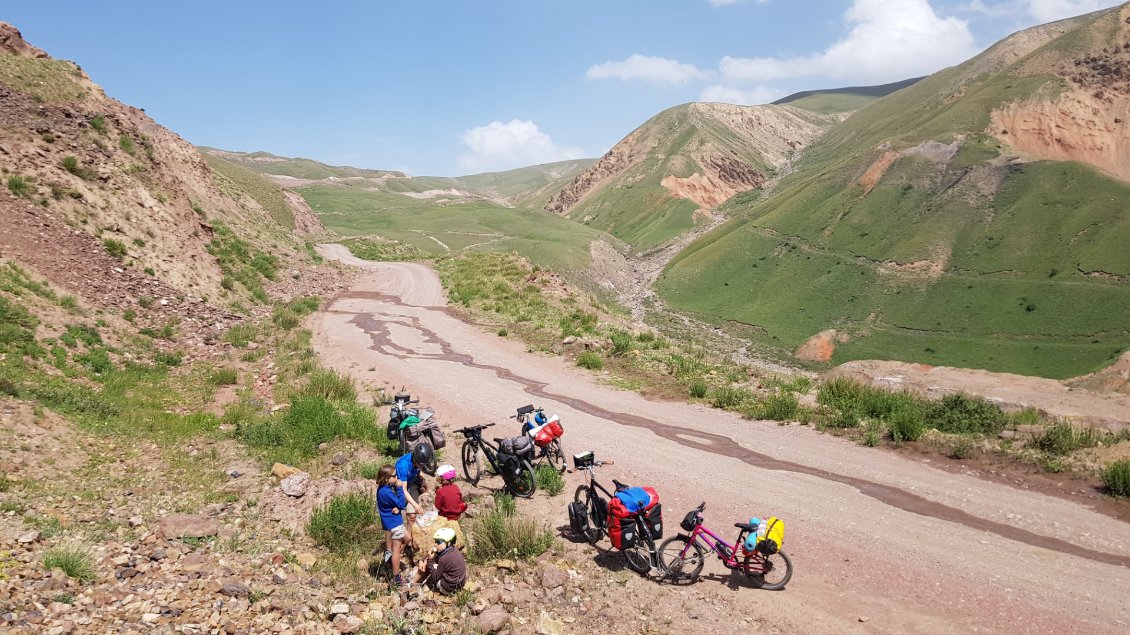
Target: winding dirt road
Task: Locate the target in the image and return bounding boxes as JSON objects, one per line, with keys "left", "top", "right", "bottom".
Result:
{"left": 312, "top": 245, "right": 1129, "bottom": 634}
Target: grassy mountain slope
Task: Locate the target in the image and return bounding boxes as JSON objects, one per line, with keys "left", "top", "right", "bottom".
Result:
{"left": 773, "top": 77, "right": 924, "bottom": 114}
{"left": 299, "top": 180, "right": 620, "bottom": 273}
{"left": 658, "top": 5, "right": 1130, "bottom": 379}
{"left": 544, "top": 102, "right": 839, "bottom": 251}
{"left": 198, "top": 148, "right": 404, "bottom": 180}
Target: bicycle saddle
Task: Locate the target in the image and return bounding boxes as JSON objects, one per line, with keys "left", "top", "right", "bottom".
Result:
{"left": 734, "top": 522, "right": 758, "bottom": 532}
{"left": 493, "top": 438, "right": 506, "bottom": 444}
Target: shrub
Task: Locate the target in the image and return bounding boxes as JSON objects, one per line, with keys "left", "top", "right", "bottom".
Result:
{"left": 688, "top": 379, "right": 707, "bottom": 399}
{"left": 154, "top": 350, "right": 183, "bottom": 366}
{"left": 534, "top": 465, "right": 564, "bottom": 496}
{"left": 1031, "top": 422, "right": 1102, "bottom": 456}
{"left": 468, "top": 495, "right": 554, "bottom": 563}
{"left": 710, "top": 386, "right": 750, "bottom": 410}
{"left": 949, "top": 438, "right": 974, "bottom": 460}
{"left": 223, "top": 324, "right": 257, "bottom": 348}
{"left": 926, "top": 393, "right": 1005, "bottom": 435}
{"left": 119, "top": 135, "right": 135, "bottom": 154}
{"left": 7, "top": 175, "right": 32, "bottom": 198}
{"left": 301, "top": 370, "right": 356, "bottom": 402}
{"left": 207, "top": 368, "right": 239, "bottom": 386}
{"left": 609, "top": 330, "right": 633, "bottom": 355}
{"left": 103, "top": 239, "right": 127, "bottom": 260}
{"left": 239, "top": 397, "right": 378, "bottom": 464}
{"left": 759, "top": 392, "right": 799, "bottom": 421}
{"left": 123, "top": 309, "right": 136, "bottom": 321}
{"left": 1102, "top": 461, "right": 1130, "bottom": 497}
{"left": 576, "top": 351, "right": 602, "bottom": 370}
{"left": 888, "top": 407, "right": 926, "bottom": 442}
{"left": 43, "top": 545, "right": 96, "bottom": 583}
{"left": 59, "top": 295, "right": 78, "bottom": 311}
{"left": 89, "top": 115, "right": 106, "bottom": 133}
{"left": 61, "top": 156, "right": 95, "bottom": 180}
{"left": 497, "top": 328, "right": 508, "bottom": 337}
{"left": 272, "top": 307, "right": 300, "bottom": 330}
{"left": 76, "top": 348, "right": 113, "bottom": 374}
{"left": 307, "top": 492, "right": 378, "bottom": 553}
{"left": 138, "top": 295, "right": 155, "bottom": 308}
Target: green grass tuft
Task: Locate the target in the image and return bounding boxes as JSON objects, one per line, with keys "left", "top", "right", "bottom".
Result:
{"left": 534, "top": 465, "right": 564, "bottom": 496}
{"left": 1102, "top": 461, "right": 1130, "bottom": 497}
{"left": 307, "top": 491, "right": 378, "bottom": 553}
{"left": 467, "top": 495, "right": 554, "bottom": 564}
{"left": 43, "top": 545, "right": 97, "bottom": 583}
{"left": 576, "top": 351, "right": 602, "bottom": 370}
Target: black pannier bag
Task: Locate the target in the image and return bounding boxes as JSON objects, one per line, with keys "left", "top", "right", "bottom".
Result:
{"left": 680, "top": 509, "right": 698, "bottom": 532}
{"left": 644, "top": 503, "right": 663, "bottom": 540}
{"left": 568, "top": 501, "right": 589, "bottom": 535}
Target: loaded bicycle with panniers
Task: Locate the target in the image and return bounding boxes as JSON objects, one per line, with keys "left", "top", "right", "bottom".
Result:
{"left": 455, "top": 423, "right": 537, "bottom": 498}
{"left": 512, "top": 404, "right": 566, "bottom": 472}
{"left": 658, "top": 502, "right": 792, "bottom": 590}
{"left": 567, "top": 451, "right": 664, "bottom": 575}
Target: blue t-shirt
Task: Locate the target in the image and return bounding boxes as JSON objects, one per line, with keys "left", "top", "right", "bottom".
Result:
{"left": 395, "top": 453, "right": 419, "bottom": 484}
{"left": 377, "top": 483, "right": 407, "bottom": 530}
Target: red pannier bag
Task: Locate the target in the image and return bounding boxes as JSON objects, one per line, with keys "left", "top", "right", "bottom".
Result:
{"left": 533, "top": 420, "right": 564, "bottom": 447}
{"left": 607, "top": 497, "right": 638, "bottom": 550}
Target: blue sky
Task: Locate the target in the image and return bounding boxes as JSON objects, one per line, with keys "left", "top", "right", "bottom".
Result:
{"left": 3, "top": 0, "right": 1122, "bottom": 176}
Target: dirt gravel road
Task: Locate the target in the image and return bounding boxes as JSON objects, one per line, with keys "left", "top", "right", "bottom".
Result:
{"left": 312, "top": 245, "right": 1130, "bottom": 634}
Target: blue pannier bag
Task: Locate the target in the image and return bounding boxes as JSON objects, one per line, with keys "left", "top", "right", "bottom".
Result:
{"left": 614, "top": 487, "right": 653, "bottom": 514}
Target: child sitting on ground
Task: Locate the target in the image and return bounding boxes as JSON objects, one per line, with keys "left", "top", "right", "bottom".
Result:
{"left": 433, "top": 464, "right": 467, "bottom": 521}
{"left": 413, "top": 527, "right": 467, "bottom": 595}
{"left": 376, "top": 464, "right": 411, "bottom": 586}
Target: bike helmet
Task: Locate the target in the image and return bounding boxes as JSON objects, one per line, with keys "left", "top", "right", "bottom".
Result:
{"left": 411, "top": 443, "right": 435, "bottom": 469}
{"left": 434, "top": 527, "right": 457, "bottom": 546}
{"left": 534, "top": 411, "right": 547, "bottom": 425}
{"left": 437, "top": 464, "right": 456, "bottom": 481}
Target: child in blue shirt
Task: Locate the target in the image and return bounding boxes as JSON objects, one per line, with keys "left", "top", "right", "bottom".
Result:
{"left": 376, "top": 464, "right": 411, "bottom": 585}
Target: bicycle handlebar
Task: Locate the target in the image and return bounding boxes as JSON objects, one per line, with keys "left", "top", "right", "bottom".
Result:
{"left": 455, "top": 423, "right": 495, "bottom": 435}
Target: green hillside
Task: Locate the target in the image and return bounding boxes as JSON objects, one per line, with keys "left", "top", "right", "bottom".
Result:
{"left": 453, "top": 159, "right": 595, "bottom": 200}
{"left": 658, "top": 7, "right": 1130, "bottom": 379}
{"left": 773, "top": 77, "right": 924, "bottom": 114}
{"left": 198, "top": 148, "right": 404, "bottom": 180}
{"left": 204, "top": 155, "right": 296, "bottom": 230}
{"left": 546, "top": 102, "right": 839, "bottom": 252}
{"left": 298, "top": 181, "right": 621, "bottom": 273}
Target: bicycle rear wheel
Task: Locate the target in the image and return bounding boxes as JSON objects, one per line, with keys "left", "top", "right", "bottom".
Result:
{"left": 658, "top": 535, "right": 705, "bottom": 583}
{"left": 750, "top": 550, "right": 792, "bottom": 590}
{"left": 507, "top": 459, "right": 537, "bottom": 499}
{"left": 574, "top": 485, "right": 604, "bottom": 544}
{"left": 461, "top": 442, "right": 481, "bottom": 486}
{"left": 622, "top": 520, "right": 653, "bottom": 575}
{"left": 545, "top": 439, "right": 566, "bottom": 472}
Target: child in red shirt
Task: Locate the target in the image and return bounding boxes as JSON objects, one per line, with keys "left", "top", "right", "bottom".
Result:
{"left": 434, "top": 464, "right": 467, "bottom": 521}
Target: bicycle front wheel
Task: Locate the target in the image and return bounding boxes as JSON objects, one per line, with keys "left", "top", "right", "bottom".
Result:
{"left": 461, "top": 442, "right": 481, "bottom": 486}
{"left": 752, "top": 550, "right": 793, "bottom": 590}
{"left": 508, "top": 459, "right": 537, "bottom": 499}
{"left": 658, "top": 535, "right": 705, "bottom": 583}
{"left": 574, "top": 485, "right": 604, "bottom": 544}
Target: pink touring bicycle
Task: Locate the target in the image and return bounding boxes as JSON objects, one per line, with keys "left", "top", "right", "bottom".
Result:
{"left": 658, "top": 502, "right": 793, "bottom": 590}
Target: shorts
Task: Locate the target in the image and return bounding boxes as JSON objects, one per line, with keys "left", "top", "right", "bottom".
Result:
{"left": 433, "top": 577, "right": 463, "bottom": 596}
{"left": 388, "top": 525, "right": 407, "bottom": 540}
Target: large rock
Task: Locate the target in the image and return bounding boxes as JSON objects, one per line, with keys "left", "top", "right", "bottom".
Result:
{"left": 271, "top": 463, "right": 301, "bottom": 479}
{"left": 476, "top": 606, "right": 510, "bottom": 634}
{"left": 280, "top": 472, "right": 310, "bottom": 497}
{"left": 333, "top": 615, "right": 364, "bottom": 633}
{"left": 540, "top": 565, "right": 568, "bottom": 590}
{"left": 158, "top": 515, "right": 218, "bottom": 539}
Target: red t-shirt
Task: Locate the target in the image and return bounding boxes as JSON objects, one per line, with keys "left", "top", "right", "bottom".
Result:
{"left": 434, "top": 482, "right": 467, "bottom": 520}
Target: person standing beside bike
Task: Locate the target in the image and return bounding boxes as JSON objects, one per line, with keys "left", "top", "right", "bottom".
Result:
{"left": 395, "top": 444, "right": 434, "bottom": 525}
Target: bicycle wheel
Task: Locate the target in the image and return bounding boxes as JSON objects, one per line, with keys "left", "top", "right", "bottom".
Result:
{"left": 507, "top": 459, "right": 537, "bottom": 499}
{"left": 622, "top": 521, "right": 653, "bottom": 575}
{"left": 461, "top": 442, "right": 481, "bottom": 486}
{"left": 574, "top": 486, "right": 604, "bottom": 544}
{"left": 658, "top": 535, "right": 706, "bottom": 583}
{"left": 545, "top": 439, "right": 566, "bottom": 472}
{"left": 751, "top": 550, "right": 793, "bottom": 590}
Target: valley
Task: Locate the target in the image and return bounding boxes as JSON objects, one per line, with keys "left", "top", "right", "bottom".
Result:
{"left": 2, "top": 4, "right": 1130, "bottom": 635}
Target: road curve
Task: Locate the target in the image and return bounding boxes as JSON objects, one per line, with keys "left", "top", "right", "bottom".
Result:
{"left": 312, "top": 246, "right": 1130, "bottom": 634}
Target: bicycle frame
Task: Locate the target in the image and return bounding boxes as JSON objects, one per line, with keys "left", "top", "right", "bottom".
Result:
{"left": 462, "top": 428, "right": 502, "bottom": 474}
{"left": 682, "top": 523, "right": 773, "bottom": 575}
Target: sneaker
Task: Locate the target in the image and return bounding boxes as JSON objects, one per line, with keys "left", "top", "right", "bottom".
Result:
{"left": 383, "top": 550, "right": 393, "bottom": 563}
{"left": 393, "top": 574, "right": 405, "bottom": 587}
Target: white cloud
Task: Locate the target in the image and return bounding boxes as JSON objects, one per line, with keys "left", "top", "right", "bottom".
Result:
{"left": 1025, "top": 0, "right": 1121, "bottom": 21}
{"left": 721, "top": 0, "right": 979, "bottom": 84}
{"left": 699, "top": 84, "right": 783, "bottom": 105}
{"left": 457, "top": 120, "right": 584, "bottom": 173}
{"left": 585, "top": 54, "right": 713, "bottom": 86}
